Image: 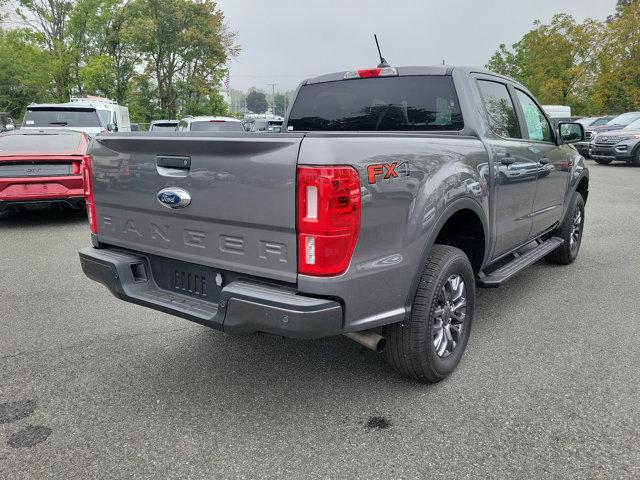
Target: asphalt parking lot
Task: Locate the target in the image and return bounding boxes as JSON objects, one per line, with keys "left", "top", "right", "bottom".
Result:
{"left": 0, "top": 161, "right": 638, "bottom": 479}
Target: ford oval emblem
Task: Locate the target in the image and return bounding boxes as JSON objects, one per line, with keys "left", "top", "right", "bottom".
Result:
{"left": 157, "top": 187, "right": 192, "bottom": 209}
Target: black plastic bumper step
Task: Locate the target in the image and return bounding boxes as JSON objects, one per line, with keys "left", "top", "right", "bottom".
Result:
{"left": 478, "top": 237, "right": 564, "bottom": 288}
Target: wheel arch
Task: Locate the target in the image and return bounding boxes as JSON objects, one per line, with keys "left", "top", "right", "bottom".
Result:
{"left": 404, "top": 198, "right": 488, "bottom": 315}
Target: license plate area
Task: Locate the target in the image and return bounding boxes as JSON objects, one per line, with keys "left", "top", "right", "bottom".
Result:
{"left": 0, "top": 163, "right": 71, "bottom": 177}
{"left": 146, "top": 254, "right": 224, "bottom": 302}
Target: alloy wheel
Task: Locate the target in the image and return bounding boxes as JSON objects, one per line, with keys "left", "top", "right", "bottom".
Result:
{"left": 432, "top": 274, "right": 467, "bottom": 358}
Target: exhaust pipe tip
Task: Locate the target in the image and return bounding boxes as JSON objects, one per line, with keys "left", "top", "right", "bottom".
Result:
{"left": 343, "top": 331, "right": 385, "bottom": 353}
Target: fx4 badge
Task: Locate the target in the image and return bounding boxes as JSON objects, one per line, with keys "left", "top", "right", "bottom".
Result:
{"left": 367, "top": 162, "right": 410, "bottom": 184}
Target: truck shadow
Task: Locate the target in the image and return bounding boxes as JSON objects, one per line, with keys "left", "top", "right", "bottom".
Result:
{"left": 132, "top": 280, "right": 529, "bottom": 405}
{"left": 0, "top": 207, "right": 86, "bottom": 229}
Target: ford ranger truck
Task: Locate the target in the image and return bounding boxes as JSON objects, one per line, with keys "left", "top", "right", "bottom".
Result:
{"left": 79, "top": 66, "right": 589, "bottom": 383}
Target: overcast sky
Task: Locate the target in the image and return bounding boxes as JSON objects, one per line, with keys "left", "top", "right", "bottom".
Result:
{"left": 216, "top": 0, "right": 616, "bottom": 93}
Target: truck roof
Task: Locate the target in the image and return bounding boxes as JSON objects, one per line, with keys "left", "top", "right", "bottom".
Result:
{"left": 303, "top": 65, "right": 522, "bottom": 87}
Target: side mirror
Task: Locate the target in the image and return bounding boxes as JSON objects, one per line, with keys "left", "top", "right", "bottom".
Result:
{"left": 270, "top": 126, "right": 282, "bottom": 133}
{"left": 107, "top": 123, "right": 117, "bottom": 132}
{"left": 559, "top": 122, "right": 584, "bottom": 144}
{"left": 5, "top": 124, "right": 15, "bottom": 131}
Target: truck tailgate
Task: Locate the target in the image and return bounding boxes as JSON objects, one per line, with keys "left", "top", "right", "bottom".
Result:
{"left": 89, "top": 133, "right": 304, "bottom": 283}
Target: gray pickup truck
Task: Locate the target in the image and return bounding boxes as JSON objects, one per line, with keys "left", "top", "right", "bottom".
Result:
{"left": 79, "top": 66, "right": 589, "bottom": 383}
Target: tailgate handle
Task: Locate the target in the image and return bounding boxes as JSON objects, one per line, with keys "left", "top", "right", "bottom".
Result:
{"left": 157, "top": 155, "right": 191, "bottom": 169}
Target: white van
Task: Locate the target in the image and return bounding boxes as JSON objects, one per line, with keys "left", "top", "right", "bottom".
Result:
{"left": 68, "top": 96, "right": 131, "bottom": 132}
{"left": 542, "top": 105, "right": 572, "bottom": 119}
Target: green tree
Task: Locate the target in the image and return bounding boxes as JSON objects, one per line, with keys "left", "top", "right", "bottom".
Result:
{"left": 487, "top": 14, "right": 604, "bottom": 114}
{"left": 182, "top": 91, "right": 228, "bottom": 116}
{"left": 0, "top": 28, "right": 53, "bottom": 117}
{"left": 593, "top": 1, "right": 640, "bottom": 113}
{"left": 273, "top": 93, "right": 288, "bottom": 117}
{"left": 246, "top": 89, "right": 268, "bottom": 114}
{"left": 127, "top": 0, "right": 238, "bottom": 117}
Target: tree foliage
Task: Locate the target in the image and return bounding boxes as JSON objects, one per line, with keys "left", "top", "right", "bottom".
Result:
{"left": 1, "top": 0, "right": 238, "bottom": 121}
{"left": 246, "top": 90, "right": 268, "bottom": 114}
{"left": 487, "top": 5, "right": 640, "bottom": 115}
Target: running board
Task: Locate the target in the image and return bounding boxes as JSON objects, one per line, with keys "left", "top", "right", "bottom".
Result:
{"left": 478, "top": 237, "right": 564, "bottom": 288}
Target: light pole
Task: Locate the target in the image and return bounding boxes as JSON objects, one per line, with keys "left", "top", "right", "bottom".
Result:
{"left": 267, "top": 83, "right": 278, "bottom": 116}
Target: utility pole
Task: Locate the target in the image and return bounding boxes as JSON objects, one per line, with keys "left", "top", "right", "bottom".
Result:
{"left": 267, "top": 83, "right": 278, "bottom": 116}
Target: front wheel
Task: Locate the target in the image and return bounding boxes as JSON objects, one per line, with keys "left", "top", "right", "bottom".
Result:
{"left": 546, "top": 191, "right": 585, "bottom": 265}
{"left": 383, "top": 245, "right": 475, "bottom": 383}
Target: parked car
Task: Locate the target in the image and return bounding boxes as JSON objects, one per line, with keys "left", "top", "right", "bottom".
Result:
{"left": 149, "top": 120, "right": 179, "bottom": 132}
{"left": 22, "top": 104, "right": 107, "bottom": 137}
{"left": 79, "top": 65, "right": 588, "bottom": 383}
{"left": 542, "top": 105, "right": 572, "bottom": 118}
{"left": 0, "top": 129, "right": 88, "bottom": 214}
{"left": 0, "top": 112, "right": 16, "bottom": 132}
{"left": 245, "top": 117, "right": 284, "bottom": 132}
{"left": 68, "top": 96, "right": 131, "bottom": 132}
{"left": 177, "top": 116, "right": 244, "bottom": 132}
{"left": 589, "top": 117, "right": 640, "bottom": 165}
{"left": 577, "top": 116, "right": 615, "bottom": 128}
{"left": 576, "top": 112, "right": 640, "bottom": 158}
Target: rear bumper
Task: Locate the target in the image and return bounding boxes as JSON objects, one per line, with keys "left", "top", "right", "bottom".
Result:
{"left": 0, "top": 197, "right": 85, "bottom": 212}
{"left": 0, "top": 175, "right": 84, "bottom": 202}
{"left": 79, "top": 247, "right": 343, "bottom": 339}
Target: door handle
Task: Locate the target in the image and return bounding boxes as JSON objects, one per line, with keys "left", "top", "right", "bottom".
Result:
{"left": 539, "top": 158, "right": 549, "bottom": 165}
{"left": 499, "top": 154, "right": 515, "bottom": 166}
{"left": 157, "top": 155, "right": 191, "bottom": 169}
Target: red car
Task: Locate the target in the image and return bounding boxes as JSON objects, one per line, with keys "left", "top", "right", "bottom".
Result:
{"left": 0, "top": 129, "right": 89, "bottom": 213}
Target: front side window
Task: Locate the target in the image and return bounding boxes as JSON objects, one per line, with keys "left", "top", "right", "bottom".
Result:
{"left": 515, "top": 90, "right": 553, "bottom": 143}
{"left": 477, "top": 80, "right": 521, "bottom": 139}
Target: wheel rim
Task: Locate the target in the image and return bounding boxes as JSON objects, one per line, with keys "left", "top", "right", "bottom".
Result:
{"left": 432, "top": 274, "right": 467, "bottom": 358}
{"left": 570, "top": 205, "right": 583, "bottom": 254}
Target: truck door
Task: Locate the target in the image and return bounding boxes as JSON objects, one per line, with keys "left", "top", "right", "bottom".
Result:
{"left": 513, "top": 89, "right": 569, "bottom": 237}
{"left": 476, "top": 79, "right": 538, "bottom": 258}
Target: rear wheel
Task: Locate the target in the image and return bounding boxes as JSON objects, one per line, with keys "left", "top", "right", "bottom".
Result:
{"left": 546, "top": 191, "right": 585, "bottom": 265}
{"left": 383, "top": 245, "right": 475, "bottom": 383}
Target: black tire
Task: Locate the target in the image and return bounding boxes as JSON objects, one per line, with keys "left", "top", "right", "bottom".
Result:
{"left": 632, "top": 147, "right": 640, "bottom": 167}
{"left": 594, "top": 158, "right": 612, "bottom": 165}
{"left": 546, "top": 191, "right": 585, "bottom": 265}
{"left": 383, "top": 245, "right": 475, "bottom": 383}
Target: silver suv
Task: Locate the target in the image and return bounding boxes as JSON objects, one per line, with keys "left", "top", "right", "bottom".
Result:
{"left": 177, "top": 116, "right": 244, "bottom": 132}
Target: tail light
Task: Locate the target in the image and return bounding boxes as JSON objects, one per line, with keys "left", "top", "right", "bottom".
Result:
{"left": 344, "top": 67, "right": 398, "bottom": 79}
{"left": 297, "top": 166, "right": 361, "bottom": 276}
{"left": 82, "top": 154, "right": 97, "bottom": 234}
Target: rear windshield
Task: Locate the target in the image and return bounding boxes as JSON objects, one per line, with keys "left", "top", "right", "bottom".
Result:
{"left": 189, "top": 121, "right": 244, "bottom": 132}
{"left": 0, "top": 133, "right": 81, "bottom": 153}
{"left": 150, "top": 123, "right": 178, "bottom": 131}
{"left": 24, "top": 108, "right": 103, "bottom": 128}
{"left": 287, "top": 76, "right": 464, "bottom": 131}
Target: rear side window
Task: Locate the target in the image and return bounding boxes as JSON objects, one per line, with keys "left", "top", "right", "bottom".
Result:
{"left": 23, "top": 108, "right": 103, "bottom": 127}
{"left": 189, "top": 121, "right": 244, "bottom": 132}
{"left": 515, "top": 90, "right": 553, "bottom": 143}
{"left": 287, "top": 76, "right": 464, "bottom": 131}
{"left": 477, "top": 80, "right": 521, "bottom": 139}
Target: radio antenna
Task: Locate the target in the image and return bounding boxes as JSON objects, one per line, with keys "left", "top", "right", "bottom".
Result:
{"left": 374, "top": 34, "right": 390, "bottom": 68}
